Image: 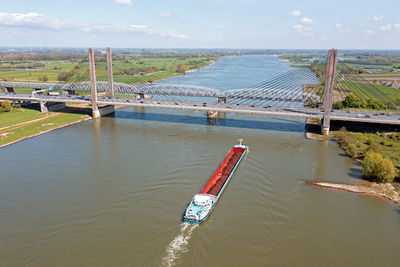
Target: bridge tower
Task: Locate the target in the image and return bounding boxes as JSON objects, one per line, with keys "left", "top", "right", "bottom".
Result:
{"left": 88, "top": 48, "right": 115, "bottom": 118}
{"left": 321, "top": 48, "right": 337, "bottom": 135}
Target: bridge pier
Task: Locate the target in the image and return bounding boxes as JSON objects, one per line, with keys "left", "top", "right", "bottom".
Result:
{"left": 93, "top": 105, "right": 115, "bottom": 117}
{"left": 40, "top": 101, "right": 66, "bottom": 113}
{"left": 206, "top": 97, "right": 227, "bottom": 121}
{"left": 321, "top": 49, "right": 337, "bottom": 135}
{"left": 5, "top": 87, "right": 14, "bottom": 93}
{"left": 218, "top": 97, "right": 226, "bottom": 104}
{"left": 136, "top": 93, "right": 145, "bottom": 100}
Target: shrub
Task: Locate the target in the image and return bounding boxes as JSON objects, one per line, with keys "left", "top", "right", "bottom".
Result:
{"left": 1, "top": 100, "right": 12, "bottom": 112}
{"left": 389, "top": 133, "right": 396, "bottom": 140}
{"left": 367, "top": 144, "right": 378, "bottom": 153}
{"left": 57, "top": 72, "right": 70, "bottom": 81}
{"left": 38, "top": 75, "right": 48, "bottom": 82}
{"left": 366, "top": 138, "right": 374, "bottom": 145}
{"left": 346, "top": 143, "right": 358, "bottom": 158}
{"left": 380, "top": 140, "right": 392, "bottom": 146}
{"left": 361, "top": 151, "right": 396, "bottom": 183}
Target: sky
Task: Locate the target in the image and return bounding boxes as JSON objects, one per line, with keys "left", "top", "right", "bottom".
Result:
{"left": 0, "top": 0, "right": 399, "bottom": 49}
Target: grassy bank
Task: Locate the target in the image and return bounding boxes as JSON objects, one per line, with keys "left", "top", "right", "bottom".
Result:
{"left": 305, "top": 118, "right": 400, "bottom": 203}
{"left": 0, "top": 106, "right": 90, "bottom": 147}
{"left": 306, "top": 118, "right": 400, "bottom": 180}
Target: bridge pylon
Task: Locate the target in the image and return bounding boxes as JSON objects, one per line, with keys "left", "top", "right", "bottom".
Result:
{"left": 88, "top": 48, "right": 115, "bottom": 118}
{"left": 321, "top": 48, "right": 337, "bottom": 135}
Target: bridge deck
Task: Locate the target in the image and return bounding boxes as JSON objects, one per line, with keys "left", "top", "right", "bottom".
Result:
{"left": 1, "top": 93, "right": 400, "bottom": 125}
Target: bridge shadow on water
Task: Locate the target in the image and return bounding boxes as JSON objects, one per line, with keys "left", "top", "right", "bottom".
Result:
{"left": 114, "top": 110, "right": 306, "bottom": 133}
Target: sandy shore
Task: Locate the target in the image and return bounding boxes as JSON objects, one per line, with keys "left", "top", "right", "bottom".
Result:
{"left": 308, "top": 181, "right": 400, "bottom": 206}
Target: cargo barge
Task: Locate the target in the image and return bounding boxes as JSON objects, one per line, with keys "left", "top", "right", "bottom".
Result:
{"left": 183, "top": 140, "right": 247, "bottom": 224}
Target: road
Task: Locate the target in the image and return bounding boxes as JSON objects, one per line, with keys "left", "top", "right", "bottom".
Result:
{"left": 1, "top": 92, "right": 400, "bottom": 125}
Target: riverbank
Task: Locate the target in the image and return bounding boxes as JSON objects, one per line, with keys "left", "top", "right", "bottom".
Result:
{"left": 308, "top": 181, "right": 400, "bottom": 206}
{"left": 0, "top": 105, "right": 91, "bottom": 148}
{"left": 305, "top": 118, "right": 400, "bottom": 202}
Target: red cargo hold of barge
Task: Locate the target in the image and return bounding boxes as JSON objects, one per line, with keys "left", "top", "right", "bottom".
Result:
{"left": 200, "top": 147, "right": 246, "bottom": 196}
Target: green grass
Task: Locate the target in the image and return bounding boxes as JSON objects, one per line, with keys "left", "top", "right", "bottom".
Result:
{"left": 14, "top": 88, "right": 33, "bottom": 94}
{"left": 333, "top": 130, "right": 400, "bottom": 178}
{"left": 0, "top": 107, "right": 90, "bottom": 147}
{"left": 0, "top": 108, "right": 47, "bottom": 129}
{"left": 0, "top": 61, "right": 79, "bottom": 81}
{"left": 0, "top": 57, "right": 212, "bottom": 83}
{"left": 336, "top": 80, "right": 400, "bottom": 102}
{"left": 360, "top": 73, "right": 400, "bottom": 78}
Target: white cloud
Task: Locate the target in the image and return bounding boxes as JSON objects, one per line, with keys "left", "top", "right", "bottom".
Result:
{"left": 301, "top": 17, "right": 314, "bottom": 24}
{"left": 293, "top": 24, "right": 314, "bottom": 37}
{"left": 365, "top": 30, "right": 376, "bottom": 35}
{"left": 115, "top": 0, "right": 132, "bottom": 6}
{"left": 380, "top": 24, "right": 392, "bottom": 31}
{"left": 335, "top": 23, "right": 343, "bottom": 28}
{"left": 289, "top": 10, "right": 301, "bottom": 16}
{"left": 373, "top": 15, "right": 383, "bottom": 22}
{"left": 0, "top": 12, "right": 187, "bottom": 39}
{"left": 395, "top": 24, "right": 400, "bottom": 29}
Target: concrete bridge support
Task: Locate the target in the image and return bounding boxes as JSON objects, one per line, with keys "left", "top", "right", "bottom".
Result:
{"left": 40, "top": 101, "right": 66, "bottom": 113}
{"left": 207, "top": 97, "right": 227, "bottom": 121}
{"left": 321, "top": 49, "right": 337, "bottom": 135}
{"left": 88, "top": 48, "right": 100, "bottom": 118}
{"left": 5, "top": 87, "right": 14, "bottom": 93}
{"left": 106, "top": 47, "right": 115, "bottom": 98}
{"left": 136, "top": 93, "right": 145, "bottom": 100}
{"left": 88, "top": 48, "right": 115, "bottom": 118}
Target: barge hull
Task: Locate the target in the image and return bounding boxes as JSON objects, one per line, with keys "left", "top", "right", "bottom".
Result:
{"left": 200, "top": 146, "right": 246, "bottom": 197}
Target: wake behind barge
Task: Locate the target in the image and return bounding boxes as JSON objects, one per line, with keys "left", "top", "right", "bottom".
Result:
{"left": 183, "top": 141, "right": 247, "bottom": 224}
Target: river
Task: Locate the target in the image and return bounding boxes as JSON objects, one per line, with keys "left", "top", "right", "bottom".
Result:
{"left": 1, "top": 55, "right": 399, "bottom": 266}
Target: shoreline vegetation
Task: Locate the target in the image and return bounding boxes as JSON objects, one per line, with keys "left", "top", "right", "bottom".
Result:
{"left": 305, "top": 118, "right": 400, "bottom": 206}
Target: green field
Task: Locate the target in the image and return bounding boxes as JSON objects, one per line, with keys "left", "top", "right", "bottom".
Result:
{"left": 0, "top": 56, "right": 213, "bottom": 83}
{"left": 0, "top": 61, "right": 78, "bottom": 81}
{"left": 336, "top": 80, "right": 400, "bottom": 101}
{"left": 0, "top": 106, "right": 90, "bottom": 147}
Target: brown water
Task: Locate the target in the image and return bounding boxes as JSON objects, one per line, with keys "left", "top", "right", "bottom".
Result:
{"left": 1, "top": 56, "right": 399, "bottom": 266}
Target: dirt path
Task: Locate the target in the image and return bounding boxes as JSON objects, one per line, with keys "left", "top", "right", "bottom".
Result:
{"left": 0, "top": 113, "right": 60, "bottom": 133}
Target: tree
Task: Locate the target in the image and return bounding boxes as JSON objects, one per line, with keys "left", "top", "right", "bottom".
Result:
{"left": 361, "top": 151, "right": 396, "bottom": 183}
{"left": 176, "top": 64, "right": 189, "bottom": 74}
{"left": 1, "top": 100, "right": 12, "bottom": 112}
{"left": 38, "top": 75, "right": 49, "bottom": 82}
{"left": 57, "top": 72, "right": 70, "bottom": 81}
{"left": 358, "top": 67, "right": 366, "bottom": 73}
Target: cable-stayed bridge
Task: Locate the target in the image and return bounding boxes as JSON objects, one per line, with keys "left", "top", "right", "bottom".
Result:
{"left": 1, "top": 48, "right": 400, "bottom": 134}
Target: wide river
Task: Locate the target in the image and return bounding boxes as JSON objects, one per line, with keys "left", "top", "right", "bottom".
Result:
{"left": 1, "top": 55, "right": 399, "bottom": 266}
